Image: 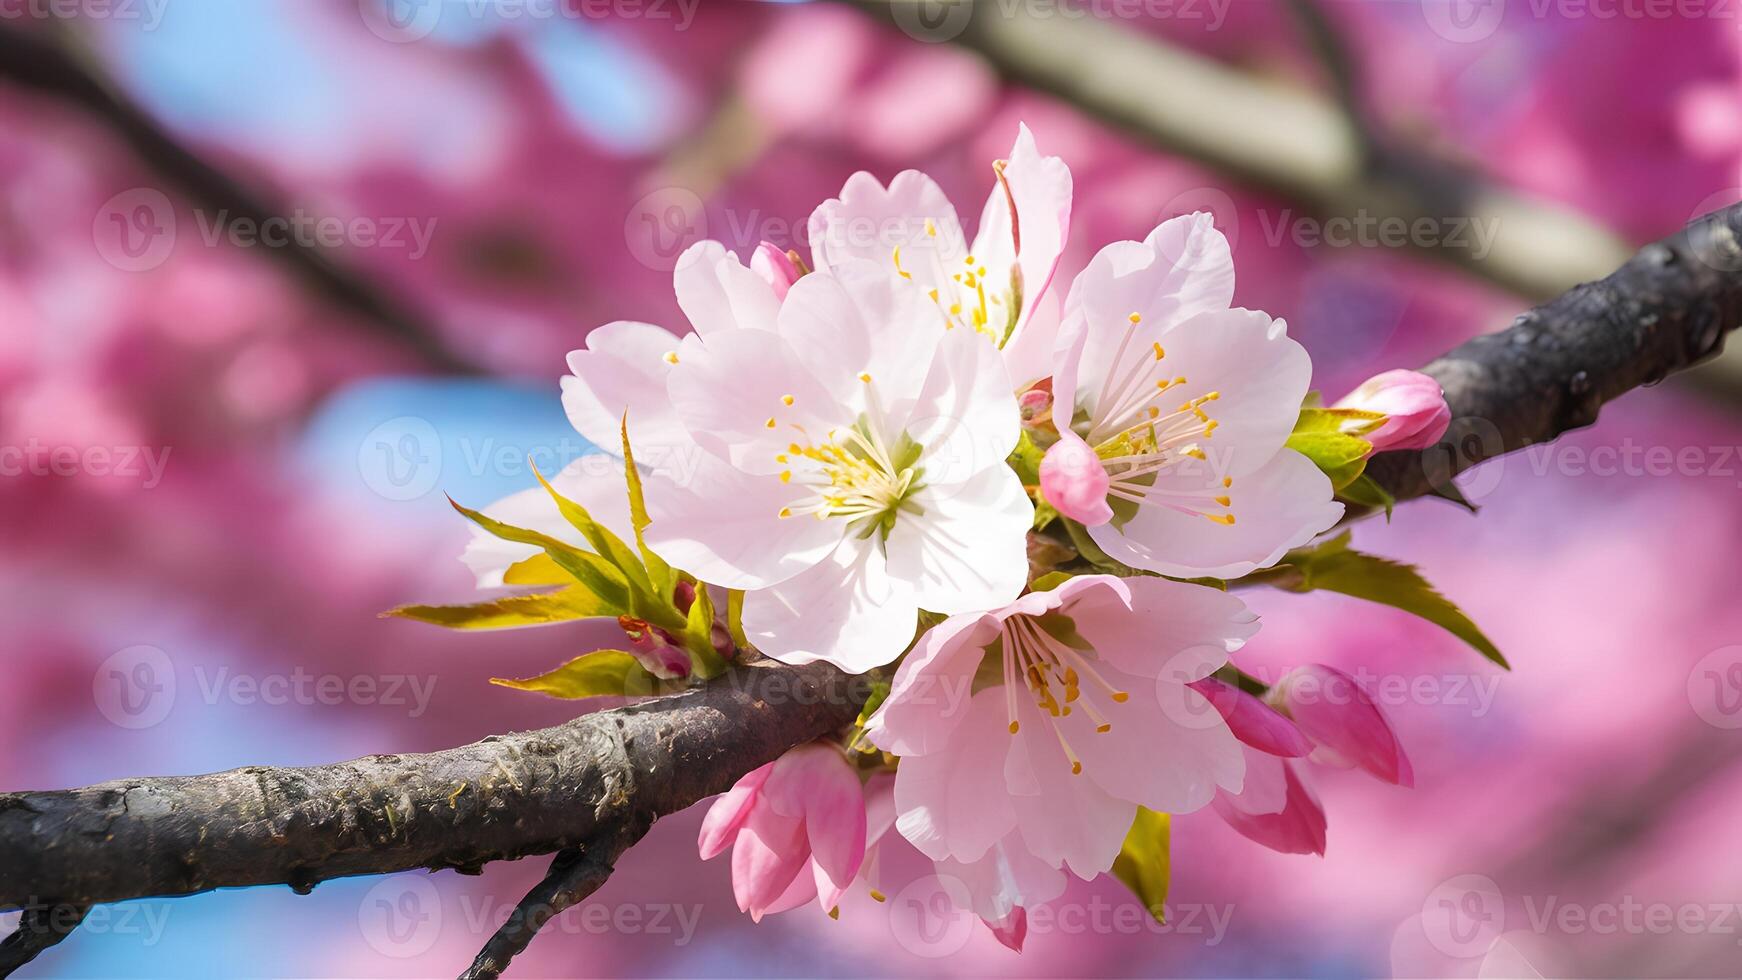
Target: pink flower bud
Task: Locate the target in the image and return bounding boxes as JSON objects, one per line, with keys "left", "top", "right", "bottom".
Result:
{"left": 1271, "top": 664, "right": 1413, "bottom": 787}
{"left": 1211, "top": 748, "right": 1327, "bottom": 856}
{"left": 1190, "top": 676, "right": 1314, "bottom": 757}
{"left": 618, "top": 616, "right": 692, "bottom": 680}
{"left": 1334, "top": 369, "right": 1451, "bottom": 452}
{"left": 1018, "top": 385, "right": 1053, "bottom": 427}
{"left": 750, "top": 242, "right": 801, "bottom": 301}
{"left": 697, "top": 743, "right": 868, "bottom": 920}
{"left": 1039, "top": 430, "right": 1113, "bottom": 525}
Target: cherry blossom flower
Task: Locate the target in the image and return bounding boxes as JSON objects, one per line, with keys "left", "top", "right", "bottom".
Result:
{"left": 644, "top": 261, "right": 1031, "bottom": 672}
{"left": 865, "top": 574, "right": 1253, "bottom": 878}
{"left": 697, "top": 742, "right": 869, "bottom": 920}
{"left": 806, "top": 123, "right": 1072, "bottom": 387}
{"left": 1042, "top": 212, "right": 1343, "bottom": 579}
{"left": 1334, "top": 369, "right": 1452, "bottom": 452}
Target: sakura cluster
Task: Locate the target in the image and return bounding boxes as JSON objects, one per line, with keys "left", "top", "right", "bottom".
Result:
{"left": 455, "top": 127, "right": 1452, "bottom": 950}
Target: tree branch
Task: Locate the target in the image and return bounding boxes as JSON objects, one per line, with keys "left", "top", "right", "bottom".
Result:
{"left": 5, "top": 205, "right": 1741, "bottom": 975}
{"left": 0, "top": 903, "right": 88, "bottom": 976}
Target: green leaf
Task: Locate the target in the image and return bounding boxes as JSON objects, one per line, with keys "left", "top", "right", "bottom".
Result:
{"left": 449, "top": 497, "right": 633, "bottom": 615}
{"left": 501, "top": 552, "right": 569, "bottom": 586}
{"left": 681, "top": 579, "right": 729, "bottom": 678}
{"left": 1338, "top": 472, "right": 1396, "bottom": 519}
{"left": 726, "top": 589, "right": 748, "bottom": 651}
{"left": 1429, "top": 478, "right": 1480, "bottom": 514}
{"left": 620, "top": 416, "right": 674, "bottom": 594}
{"left": 1293, "top": 405, "right": 1386, "bottom": 436}
{"left": 385, "top": 587, "right": 613, "bottom": 630}
{"left": 1111, "top": 808, "right": 1170, "bottom": 924}
{"left": 1030, "top": 570, "right": 1074, "bottom": 593}
{"left": 1286, "top": 430, "right": 1372, "bottom": 491}
{"left": 530, "top": 461, "right": 655, "bottom": 600}
{"left": 1275, "top": 533, "right": 1508, "bottom": 668}
{"left": 490, "top": 650, "right": 663, "bottom": 699}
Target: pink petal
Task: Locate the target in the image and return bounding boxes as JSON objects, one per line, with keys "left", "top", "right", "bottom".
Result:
{"left": 731, "top": 804, "right": 811, "bottom": 919}
{"left": 1190, "top": 676, "right": 1314, "bottom": 758}
{"left": 1276, "top": 664, "right": 1414, "bottom": 787}
{"left": 892, "top": 689, "right": 1019, "bottom": 863}
{"left": 674, "top": 240, "right": 781, "bottom": 337}
{"left": 750, "top": 241, "right": 801, "bottom": 301}
{"left": 1039, "top": 430, "right": 1113, "bottom": 525}
{"left": 697, "top": 761, "right": 773, "bottom": 861}
{"left": 1212, "top": 757, "right": 1327, "bottom": 856}
{"left": 985, "top": 907, "right": 1027, "bottom": 952}
{"left": 765, "top": 744, "right": 867, "bottom": 910}
{"left": 864, "top": 612, "right": 999, "bottom": 758}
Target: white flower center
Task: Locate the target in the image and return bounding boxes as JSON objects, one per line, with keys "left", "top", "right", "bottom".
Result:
{"left": 1087, "top": 312, "right": 1236, "bottom": 527}
{"left": 891, "top": 218, "right": 1019, "bottom": 341}
{"left": 993, "top": 612, "right": 1128, "bottom": 777}
{"left": 771, "top": 375, "right": 924, "bottom": 536}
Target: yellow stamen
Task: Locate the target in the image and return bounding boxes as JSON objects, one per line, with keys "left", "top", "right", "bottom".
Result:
{"left": 781, "top": 394, "right": 795, "bottom": 406}
{"left": 663, "top": 351, "right": 679, "bottom": 364}
{"left": 1128, "top": 312, "right": 1142, "bottom": 324}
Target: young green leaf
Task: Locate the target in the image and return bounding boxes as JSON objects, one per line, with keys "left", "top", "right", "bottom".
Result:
{"left": 448, "top": 497, "right": 633, "bottom": 614}
{"left": 1337, "top": 472, "right": 1397, "bottom": 519}
{"left": 681, "top": 579, "right": 729, "bottom": 678}
{"left": 386, "top": 587, "right": 612, "bottom": 630}
{"left": 490, "top": 650, "right": 664, "bottom": 699}
{"left": 620, "top": 416, "right": 674, "bottom": 594}
{"left": 726, "top": 589, "right": 748, "bottom": 651}
{"left": 1285, "top": 430, "right": 1372, "bottom": 491}
{"left": 1276, "top": 533, "right": 1508, "bottom": 668}
{"left": 501, "top": 552, "right": 570, "bottom": 586}
{"left": 1110, "top": 808, "right": 1171, "bottom": 924}
{"left": 530, "top": 461, "right": 654, "bottom": 599}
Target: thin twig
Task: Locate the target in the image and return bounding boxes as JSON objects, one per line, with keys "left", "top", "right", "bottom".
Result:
{"left": 0, "top": 903, "right": 89, "bottom": 978}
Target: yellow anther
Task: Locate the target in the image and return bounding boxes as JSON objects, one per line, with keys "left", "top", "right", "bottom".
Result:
{"left": 828, "top": 907, "right": 840, "bottom": 921}
{"left": 1096, "top": 723, "right": 1112, "bottom": 733}
{"left": 869, "top": 890, "right": 887, "bottom": 903}
{"left": 781, "top": 394, "right": 795, "bottom": 406}
{"left": 858, "top": 372, "right": 872, "bottom": 384}
{"left": 1215, "top": 495, "right": 1232, "bottom": 507}
{"left": 765, "top": 417, "right": 777, "bottom": 429}
{"left": 1152, "top": 342, "right": 1165, "bottom": 360}
{"left": 1008, "top": 720, "right": 1020, "bottom": 734}
{"left": 925, "top": 218, "right": 938, "bottom": 237}
{"left": 1205, "top": 513, "right": 1237, "bottom": 525}
{"left": 949, "top": 303, "right": 963, "bottom": 315}
{"left": 1071, "top": 761, "right": 1083, "bottom": 775}
{"left": 778, "top": 507, "right": 792, "bottom": 518}
{"left": 780, "top": 471, "right": 793, "bottom": 483}
{"left": 1111, "top": 691, "right": 1130, "bottom": 703}
{"left": 1181, "top": 446, "right": 1207, "bottom": 461}
{"left": 1222, "top": 476, "right": 1234, "bottom": 488}
{"left": 663, "top": 350, "right": 679, "bottom": 364}
{"left": 789, "top": 442, "right": 802, "bottom": 454}
{"left": 965, "top": 254, "right": 975, "bottom": 265}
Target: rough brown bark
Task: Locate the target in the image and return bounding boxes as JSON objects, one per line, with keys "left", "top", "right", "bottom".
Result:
{"left": 1366, "top": 203, "right": 1742, "bottom": 502}
{"left": 0, "top": 662, "right": 871, "bottom": 909}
